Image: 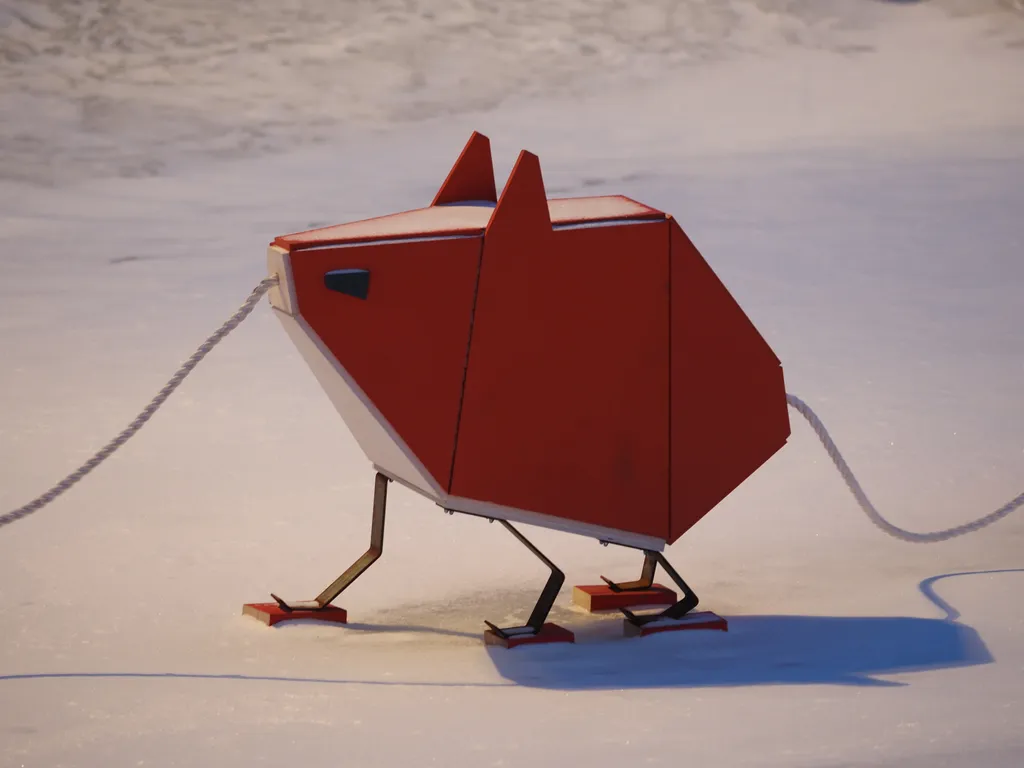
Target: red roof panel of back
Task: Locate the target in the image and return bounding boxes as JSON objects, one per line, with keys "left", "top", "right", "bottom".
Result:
{"left": 547, "top": 195, "right": 664, "bottom": 226}
{"left": 274, "top": 196, "right": 665, "bottom": 251}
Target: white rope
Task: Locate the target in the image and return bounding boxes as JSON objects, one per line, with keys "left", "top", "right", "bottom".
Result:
{"left": 787, "top": 393, "right": 1024, "bottom": 543}
{"left": 0, "top": 276, "right": 278, "bottom": 529}
{"left": 3, "top": 286, "right": 1020, "bottom": 545}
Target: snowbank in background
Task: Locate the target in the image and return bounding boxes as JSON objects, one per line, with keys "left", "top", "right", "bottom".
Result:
{"left": 1, "top": 0, "right": 1023, "bottom": 184}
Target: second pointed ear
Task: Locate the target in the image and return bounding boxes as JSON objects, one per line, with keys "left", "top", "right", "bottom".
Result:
{"left": 432, "top": 132, "right": 497, "bottom": 206}
{"left": 486, "top": 150, "right": 552, "bottom": 239}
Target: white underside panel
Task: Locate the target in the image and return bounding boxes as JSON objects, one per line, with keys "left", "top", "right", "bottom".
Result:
{"left": 440, "top": 494, "right": 667, "bottom": 551}
{"left": 273, "top": 308, "right": 443, "bottom": 499}
{"left": 268, "top": 245, "right": 443, "bottom": 498}
{"left": 377, "top": 468, "right": 666, "bottom": 550}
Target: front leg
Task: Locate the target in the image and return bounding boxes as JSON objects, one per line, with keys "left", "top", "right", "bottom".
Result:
{"left": 262, "top": 472, "right": 389, "bottom": 617}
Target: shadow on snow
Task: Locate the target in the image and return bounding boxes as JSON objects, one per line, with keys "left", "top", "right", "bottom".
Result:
{"left": 3, "top": 570, "right": 1020, "bottom": 691}
{"left": 488, "top": 613, "right": 988, "bottom": 690}
{"left": 487, "top": 568, "right": 1020, "bottom": 690}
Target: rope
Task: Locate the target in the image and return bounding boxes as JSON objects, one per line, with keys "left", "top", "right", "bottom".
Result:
{"left": 2, "top": 282, "right": 1020, "bottom": 545}
{"left": 787, "top": 393, "right": 1024, "bottom": 542}
{"left": 0, "top": 276, "right": 279, "bottom": 530}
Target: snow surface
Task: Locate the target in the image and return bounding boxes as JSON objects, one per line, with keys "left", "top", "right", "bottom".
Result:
{"left": 1, "top": 1, "right": 1023, "bottom": 766}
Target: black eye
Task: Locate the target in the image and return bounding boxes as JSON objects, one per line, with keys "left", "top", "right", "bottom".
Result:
{"left": 324, "top": 269, "right": 370, "bottom": 300}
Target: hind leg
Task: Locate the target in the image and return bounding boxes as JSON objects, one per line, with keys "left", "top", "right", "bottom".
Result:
{"left": 617, "top": 550, "right": 699, "bottom": 626}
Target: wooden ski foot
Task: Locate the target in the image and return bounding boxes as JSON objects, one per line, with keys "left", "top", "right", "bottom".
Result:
{"left": 623, "top": 610, "right": 727, "bottom": 637}
{"left": 243, "top": 602, "right": 348, "bottom": 627}
{"left": 483, "top": 623, "right": 576, "bottom": 649}
{"left": 572, "top": 583, "right": 677, "bottom": 613}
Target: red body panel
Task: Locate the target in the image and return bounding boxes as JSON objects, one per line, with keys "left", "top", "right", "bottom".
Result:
{"left": 289, "top": 237, "right": 482, "bottom": 490}
{"left": 668, "top": 218, "right": 790, "bottom": 543}
{"left": 276, "top": 133, "right": 789, "bottom": 544}
{"left": 450, "top": 153, "right": 672, "bottom": 539}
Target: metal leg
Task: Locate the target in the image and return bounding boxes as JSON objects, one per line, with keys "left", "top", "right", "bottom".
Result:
{"left": 600, "top": 551, "right": 658, "bottom": 592}
{"left": 619, "top": 551, "right": 700, "bottom": 626}
{"left": 270, "top": 472, "right": 389, "bottom": 612}
{"left": 483, "top": 520, "right": 565, "bottom": 639}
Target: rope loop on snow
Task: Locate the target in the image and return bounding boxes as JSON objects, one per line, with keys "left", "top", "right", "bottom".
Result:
{"left": 786, "top": 393, "right": 1023, "bottom": 542}
{"left": 0, "top": 276, "right": 278, "bottom": 530}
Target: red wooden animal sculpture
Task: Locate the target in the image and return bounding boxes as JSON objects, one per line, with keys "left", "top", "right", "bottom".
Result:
{"left": 250, "top": 132, "right": 790, "bottom": 646}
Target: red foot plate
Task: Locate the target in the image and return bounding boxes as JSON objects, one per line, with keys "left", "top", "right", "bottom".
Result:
{"left": 624, "top": 610, "right": 727, "bottom": 637}
{"left": 242, "top": 602, "right": 348, "bottom": 627}
{"left": 483, "top": 623, "right": 576, "bottom": 649}
{"left": 572, "top": 583, "right": 677, "bottom": 613}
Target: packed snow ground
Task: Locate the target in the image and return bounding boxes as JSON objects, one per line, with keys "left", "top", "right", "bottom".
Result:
{"left": 1, "top": 1, "right": 1023, "bottom": 766}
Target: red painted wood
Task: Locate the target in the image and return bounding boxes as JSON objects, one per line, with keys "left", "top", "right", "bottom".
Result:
{"left": 572, "top": 584, "right": 677, "bottom": 613}
{"left": 432, "top": 131, "right": 497, "bottom": 205}
{"left": 291, "top": 237, "right": 483, "bottom": 490}
{"left": 274, "top": 207, "right": 489, "bottom": 251}
{"left": 483, "top": 623, "right": 576, "bottom": 648}
{"left": 547, "top": 195, "right": 664, "bottom": 226}
{"left": 271, "top": 136, "right": 790, "bottom": 547}
{"left": 452, "top": 151, "right": 671, "bottom": 539}
{"left": 669, "top": 218, "right": 790, "bottom": 543}
{"left": 243, "top": 603, "right": 348, "bottom": 627}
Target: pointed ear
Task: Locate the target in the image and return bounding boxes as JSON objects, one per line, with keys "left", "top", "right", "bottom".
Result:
{"left": 486, "top": 150, "right": 551, "bottom": 238}
{"left": 431, "top": 131, "right": 497, "bottom": 206}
